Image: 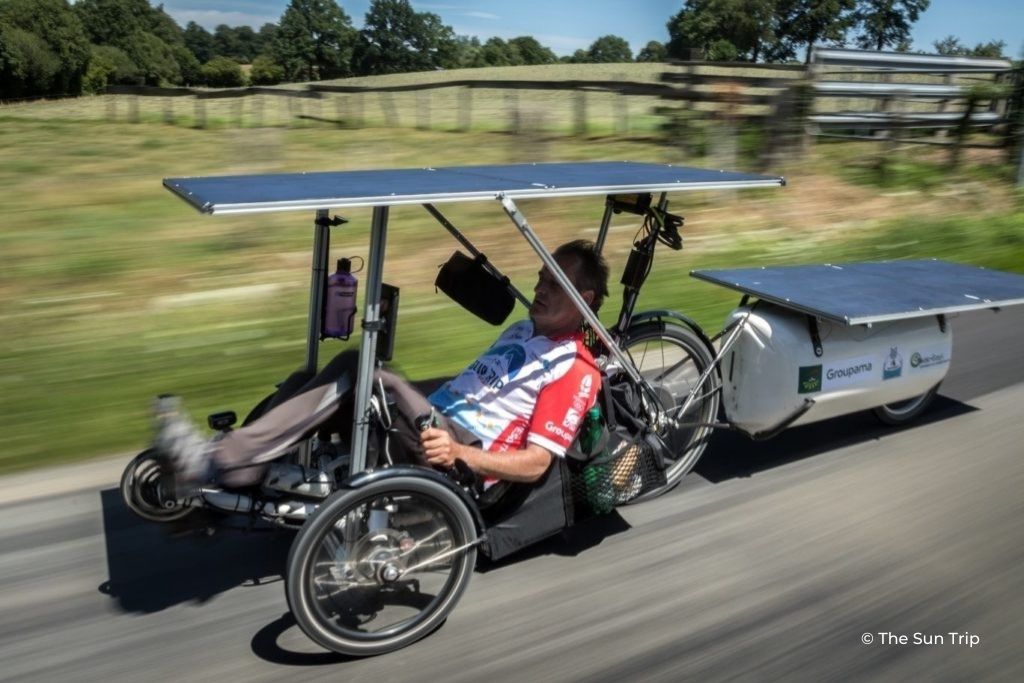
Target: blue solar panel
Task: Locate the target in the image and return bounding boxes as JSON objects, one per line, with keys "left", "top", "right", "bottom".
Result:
{"left": 164, "top": 161, "right": 783, "bottom": 214}
{"left": 691, "top": 260, "right": 1024, "bottom": 325}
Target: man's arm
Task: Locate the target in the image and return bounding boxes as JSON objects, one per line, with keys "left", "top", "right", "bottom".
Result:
{"left": 419, "top": 428, "right": 552, "bottom": 483}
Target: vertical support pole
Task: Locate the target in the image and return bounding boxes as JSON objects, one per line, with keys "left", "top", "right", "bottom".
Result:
{"left": 305, "top": 210, "right": 331, "bottom": 376}
{"left": 594, "top": 199, "right": 615, "bottom": 254}
{"left": 350, "top": 206, "right": 389, "bottom": 474}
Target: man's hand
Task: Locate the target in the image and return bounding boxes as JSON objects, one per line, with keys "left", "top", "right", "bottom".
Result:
{"left": 420, "top": 427, "right": 461, "bottom": 469}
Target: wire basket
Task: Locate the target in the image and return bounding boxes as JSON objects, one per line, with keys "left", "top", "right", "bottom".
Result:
{"left": 569, "top": 437, "right": 667, "bottom": 515}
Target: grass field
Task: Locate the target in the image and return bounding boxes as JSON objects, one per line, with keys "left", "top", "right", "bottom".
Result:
{"left": 0, "top": 85, "right": 1022, "bottom": 474}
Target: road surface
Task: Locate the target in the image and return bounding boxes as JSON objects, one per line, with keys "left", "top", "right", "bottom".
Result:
{"left": 1, "top": 308, "right": 1022, "bottom": 681}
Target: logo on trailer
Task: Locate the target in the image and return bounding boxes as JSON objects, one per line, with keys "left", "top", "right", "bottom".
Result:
{"left": 910, "top": 350, "right": 948, "bottom": 369}
{"left": 882, "top": 346, "right": 903, "bottom": 380}
{"left": 798, "top": 365, "right": 822, "bottom": 394}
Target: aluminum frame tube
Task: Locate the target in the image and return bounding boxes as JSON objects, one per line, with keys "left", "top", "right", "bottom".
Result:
{"left": 304, "top": 209, "right": 331, "bottom": 375}
{"left": 350, "top": 205, "right": 389, "bottom": 474}
{"left": 499, "top": 195, "right": 643, "bottom": 386}
{"left": 422, "top": 203, "right": 531, "bottom": 308}
{"left": 594, "top": 200, "right": 615, "bottom": 254}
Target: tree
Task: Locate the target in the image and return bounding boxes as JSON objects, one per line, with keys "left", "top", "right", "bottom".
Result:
{"left": 275, "top": 0, "right": 355, "bottom": 81}
{"left": 0, "top": 0, "right": 91, "bottom": 94}
{"left": 250, "top": 54, "right": 285, "bottom": 84}
{"left": 479, "top": 37, "right": 518, "bottom": 66}
{"left": 452, "top": 35, "right": 485, "bottom": 68}
{"left": 970, "top": 40, "right": 1005, "bottom": 59}
{"left": 637, "top": 40, "right": 668, "bottom": 62}
{"left": 257, "top": 23, "right": 279, "bottom": 56}
{"left": 171, "top": 44, "right": 201, "bottom": 85}
{"left": 667, "top": 0, "right": 779, "bottom": 62}
{"left": 74, "top": 0, "right": 153, "bottom": 46}
{"left": 0, "top": 26, "right": 62, "bottom": 97}
{"left": 565, "top": 48, "right": 590, "bottom": 64}
{"left": 931, "top": 35, "right": 1004, "bottom": 58}
{"left": 775, "top": 0, "right": 857, "bottom": 63}
{"left": 120, "top": 29, "right": 180, "bottom": 84}
{"left": 854, "top": 0, "right": 929, "bottom": 51}
{"left": 587, "top": 35, "right": 633, "bottom": 62}
{"left": 932, "top": 35, "right": 967, "bottom": 56}
{"left": 200, "top": 55, "right": 246, "bottom": 87}
{"left": 508, "top": 36, "right": 556, "bottom": 65}
{"left": 353, "top": 0, "right": 457, "bottom": 75}
{"left": 183, "top": 22, "right": 215, "bottom": 63}
{"left": 82, "top": 43, "right": 140, "bottom": 91}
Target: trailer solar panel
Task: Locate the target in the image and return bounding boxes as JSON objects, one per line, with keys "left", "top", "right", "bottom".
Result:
{"left": 691, "top": 260, "right": 1024, "bottom": 325}
{"left": 164, "top": 161, "right": 783, "bottom": 215}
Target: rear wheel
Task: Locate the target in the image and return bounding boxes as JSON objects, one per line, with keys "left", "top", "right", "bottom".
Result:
{"left": 621, "top": 323, "right": 719, "bottom": 501}
{"left": 873, "top": 383, "right": 941, "bottom": 425}
{"left": 286, "top": 476, "right": 477, "bottom": 656}
{"left": 120, "top": 449, "right": 194, "bottom": 522}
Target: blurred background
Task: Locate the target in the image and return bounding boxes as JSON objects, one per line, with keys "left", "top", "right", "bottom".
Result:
{"left": 0, "top": 0, "right": 1022, "bottom": 476}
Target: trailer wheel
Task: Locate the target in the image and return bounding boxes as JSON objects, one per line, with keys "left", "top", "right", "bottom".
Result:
{"left": 872, "top": 383, "right": 941, "bottom": 426}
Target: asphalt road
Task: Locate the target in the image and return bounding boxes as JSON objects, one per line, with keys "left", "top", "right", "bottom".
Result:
{"left": 1, "top": 308, "right": 1022, "bottom": 682}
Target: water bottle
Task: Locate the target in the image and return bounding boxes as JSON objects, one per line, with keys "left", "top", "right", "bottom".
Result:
{"left": 580, "top": 406, "right": 614, "bottom": 514}
{"left": 324, "top": 258, "right": 358, "bottom": 339}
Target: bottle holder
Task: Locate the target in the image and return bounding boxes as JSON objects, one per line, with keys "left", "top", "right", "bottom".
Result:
{"left": 568, "top": 436, "right": 667, "bottom": 515}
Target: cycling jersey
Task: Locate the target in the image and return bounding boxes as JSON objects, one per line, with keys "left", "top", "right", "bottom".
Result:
{"left": 428, "top": 320, "right": 600, "bottom": 456}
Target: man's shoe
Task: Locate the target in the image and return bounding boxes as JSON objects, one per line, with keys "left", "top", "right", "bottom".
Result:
{"left": 152, "top": 395, "right": 212, "bottom": 494}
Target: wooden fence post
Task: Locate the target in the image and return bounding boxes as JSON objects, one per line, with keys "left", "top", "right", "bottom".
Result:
{"left": 381, "top": 92, "right": 398, "bottom": 127}
{"left": 253, "top": 94, "right": 264, "bottom": 127}
{"left": 574, "top": 90, "right": 587, "bottom": 136}
{"left": 458, "top": 87, "right": 472, "bottom": 132}
{"left": 233, "top": 97, "right": 243, "bottom": 128}
{"left": 507, "top": 90, "right": 520, "bottom": 134}
{"left": 107, "top": 96, "right": 117, "bottom": 122}
{"left": 194, "top": 97, "right": 206, "bottom": 129}
{"left": 128, "top": 95, "right": 140, "bottom": 123}
{"left": 416, "top": 90, "right": 430, "bottom": 130}
{"left": 163, "top": 97, "right": 174, "bottom": 124}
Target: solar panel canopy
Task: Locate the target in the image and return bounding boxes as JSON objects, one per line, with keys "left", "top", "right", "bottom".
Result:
{"left": 691, "top": 260, "right": 1024, "bottom": 325}
{"left": 164, "top": 161, "right": 783, "bottom": 215}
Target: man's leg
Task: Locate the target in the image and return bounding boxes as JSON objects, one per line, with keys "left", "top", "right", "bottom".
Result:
{"left": 211, "top": 351, "right": 360, "bottom": 486}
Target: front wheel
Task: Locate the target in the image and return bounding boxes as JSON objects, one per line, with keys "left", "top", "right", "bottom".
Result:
{"left": 621, "top": 322, "right": 720, "bottom": 501}
{"left": 873, "top": 383, "right": 941, "bottom": 426}
{"left": 286, "top": 476, "right": 478, "bottom": 656}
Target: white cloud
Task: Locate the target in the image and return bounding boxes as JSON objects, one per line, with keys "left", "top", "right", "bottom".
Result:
{"left": 463, "top": 11, "right": 500, "bottom": 20}
{"left": 164, "top": 9, "right": 279, "bottom": 30}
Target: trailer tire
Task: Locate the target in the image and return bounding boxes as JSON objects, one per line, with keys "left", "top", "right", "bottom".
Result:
{"left": 872, "top": 383, "right": 941, "bottom": 426}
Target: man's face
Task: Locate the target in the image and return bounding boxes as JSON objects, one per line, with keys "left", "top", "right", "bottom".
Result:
{"left": 529, "top": 254, "right": 593, "bottom": 337}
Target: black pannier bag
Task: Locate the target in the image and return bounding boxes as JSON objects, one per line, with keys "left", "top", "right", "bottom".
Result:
{"left": 434, "top": 251, "right": 516, "bottom": 326}
{"left": 566, "top": 379, "right": 668, "bottom": 517}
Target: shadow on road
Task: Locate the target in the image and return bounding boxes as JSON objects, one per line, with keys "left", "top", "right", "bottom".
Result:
{"left": 250, "top": 612, "right": 352, "bottom": 666}
{"left": 98, "top": 488, "right": 293, "bottom": 613}
{"left": 696, "top": 394, "right": 976, "bottom": 483}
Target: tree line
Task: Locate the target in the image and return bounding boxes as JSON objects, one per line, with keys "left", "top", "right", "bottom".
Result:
{"left": 667, "top": 0, "right": 1006, "bottom": 64}
{"left": 0, "top": 0, "right": 1011, "bottom": 100}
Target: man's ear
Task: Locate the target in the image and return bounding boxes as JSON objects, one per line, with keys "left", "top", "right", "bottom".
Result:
{"left": 581, "top": 289, "right": 595, "bottom": 308}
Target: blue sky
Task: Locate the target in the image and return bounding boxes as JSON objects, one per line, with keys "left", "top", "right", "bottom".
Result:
{"left": 161, "top": 1, "right": 1024, "bottom": 58}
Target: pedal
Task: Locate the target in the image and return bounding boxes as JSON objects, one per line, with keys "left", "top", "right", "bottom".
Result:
{"left": 207, "top": 411, "right": 237, "bottom": 431}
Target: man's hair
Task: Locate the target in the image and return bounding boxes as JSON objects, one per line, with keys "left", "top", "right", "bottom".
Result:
{"left": 554, "top": 239, "right": 610, "bottom": 313}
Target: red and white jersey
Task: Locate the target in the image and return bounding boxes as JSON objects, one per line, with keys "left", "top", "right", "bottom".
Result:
{"left": 428, "top": 320, "right": 600, "bottom": 456}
